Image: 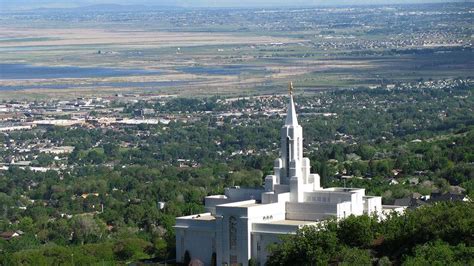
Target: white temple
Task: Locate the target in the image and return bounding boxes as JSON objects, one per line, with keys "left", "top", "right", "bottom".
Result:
{"left": 175, "top": 84, "right": 403, "bottom": 266}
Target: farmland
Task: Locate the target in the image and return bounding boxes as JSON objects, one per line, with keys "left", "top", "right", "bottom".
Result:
{"left": 0, "top": 3, "right": 472, "bottom": 99}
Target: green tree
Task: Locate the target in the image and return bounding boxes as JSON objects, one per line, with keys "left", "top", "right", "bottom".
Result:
{"left": 103, "top": 143, "right": 120, "bottom": 158}
{"left": 356, "top": 145, "right": 376, "bottom": 160}
{"left": 338, "top": 247, "right": 372, "bottom": 266}
{"left": 34, "top": 153, "right": 54, "bottom": 167}
{"left": 113, "top": 238, "right": 152, "bottom": 262}
{"left": 71, "top": 215, "right": 105, "bottom": 245}
{"left": 18, "top": 217, "right": 34, "bottom": 233}
{"left": 267, "top": 221, "right": 339, "bottom": 266}
{"left": 402, "top": 241, "right": 473, "bottom": 266}
{"left": 337, "top": 215, "right": 377, "bottom": 248}
{"left": 86, "top": 150, "right": 106, "bottom": 164}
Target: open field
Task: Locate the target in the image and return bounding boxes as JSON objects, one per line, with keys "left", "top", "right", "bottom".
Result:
{"left": 0, "top": 3, "right": 472, "bottom": 99}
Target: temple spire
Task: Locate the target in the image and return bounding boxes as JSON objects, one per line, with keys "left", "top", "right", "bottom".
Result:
{"left": 285, "top": 82, "right": 298, "bottom": 126}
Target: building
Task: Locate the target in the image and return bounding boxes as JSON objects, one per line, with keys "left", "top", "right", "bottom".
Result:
{"left": 0, "top": 231, "right": 21, "bottom": 240}
{"left": 175, "top": 86, "right": 404, "bottom": 266}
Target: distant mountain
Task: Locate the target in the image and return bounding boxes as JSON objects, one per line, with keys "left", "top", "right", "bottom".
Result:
{"left": 0, "top": 0, "right": 466, "bottom": 11}
{"left": 32, "top": 4, "right": 180, "bottom": 13}
{"left": 63, "top": 4, "right": 150, "bottom": 11}
{"left": 0, "top": 0, "right": 178, "bottom": 12}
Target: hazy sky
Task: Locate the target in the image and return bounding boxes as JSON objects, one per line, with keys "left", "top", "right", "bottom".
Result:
{"left": 0, "top": 0, "right": 468, "bottom": 10}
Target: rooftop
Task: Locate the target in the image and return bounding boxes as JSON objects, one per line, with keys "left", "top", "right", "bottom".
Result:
{"left": 218, "top": 199, "right": 257, "bottom": 208}
{"left": 176, "top": 212, "right": 216, "bottom": 221}
{"left": 192, "top": 215, "right": 216, "bottom": 221}
{"left": 236, "top": 202, "right": 261, "bottom": 208}
{"left": 266, "top": 219, "right": 319, "bottom": 226}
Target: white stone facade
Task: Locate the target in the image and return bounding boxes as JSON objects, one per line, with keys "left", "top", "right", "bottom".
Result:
{"left": 175, "top": 93, "right": 403, "bottom": 266}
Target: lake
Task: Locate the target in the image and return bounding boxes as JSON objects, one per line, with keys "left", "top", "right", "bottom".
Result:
{"left": 0, "top": 81, "right": 189, "bottom": 91}
{"left": 0, "top": 63, "right": 162, "bottom": 80}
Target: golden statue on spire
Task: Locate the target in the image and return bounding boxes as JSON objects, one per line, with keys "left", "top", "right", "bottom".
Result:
{"left": 288, "top": 82, "right": 294, "bottom": 95}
